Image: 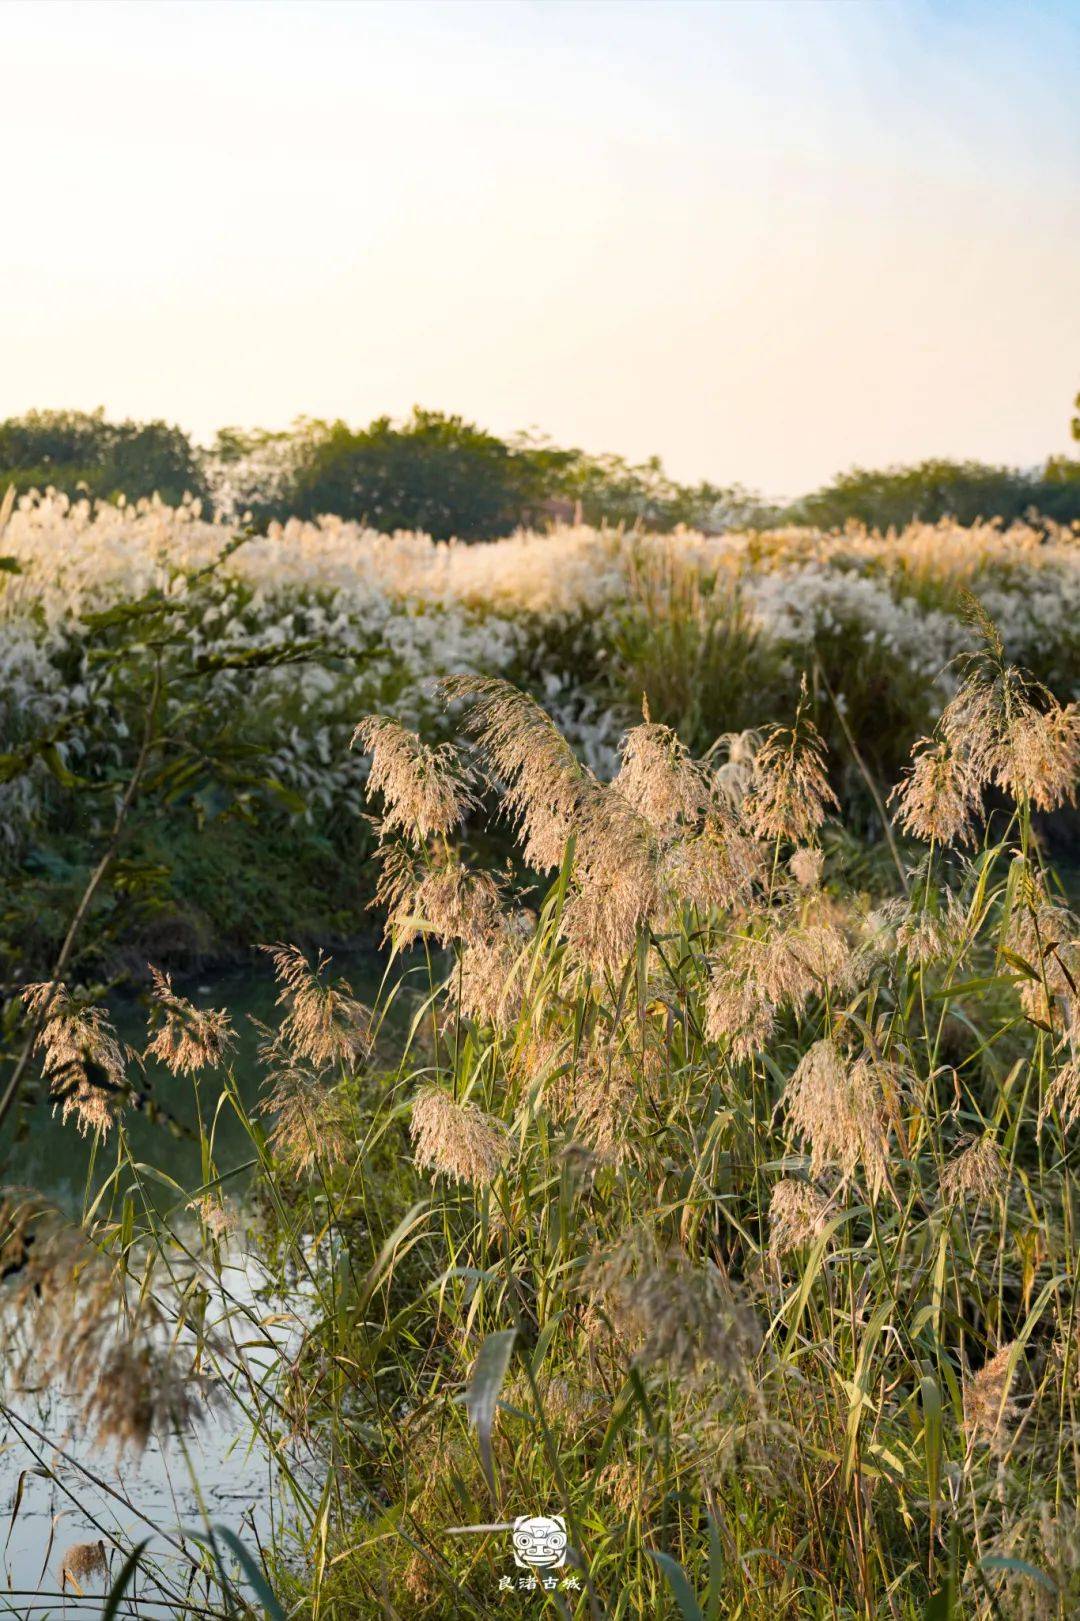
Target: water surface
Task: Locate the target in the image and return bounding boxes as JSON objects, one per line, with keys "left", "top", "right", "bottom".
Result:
{"left": 1, "top": 951, "right": 385, "bottom": 1613}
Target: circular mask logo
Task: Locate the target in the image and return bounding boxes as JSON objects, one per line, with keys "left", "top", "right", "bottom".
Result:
{"left": 512, "top": 1515, "right": 567, "bottom": 1569}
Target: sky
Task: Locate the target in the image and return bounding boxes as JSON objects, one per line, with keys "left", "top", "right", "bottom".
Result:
{"left": 2, "top": 0, "right": 1079, "bottom": 498}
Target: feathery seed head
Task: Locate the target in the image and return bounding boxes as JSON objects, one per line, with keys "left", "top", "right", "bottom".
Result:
{"left": 896, "top": 893, "right": 972, "bottom": 968}
{"left": 614, "top": 720, "right": 706, "bottom": 837}
{"left": 441, "top": 676, "right": 593, "bottom": 870}
{"left": 940, "top": 1133, "right": 1007, "bottom": 1205}
{"left": 145, "top": 966, "right": 235, "bottom": 1076}
{"left": 769, "top": 1178, "right": 830, "bottom": 1256}
{"left": 586, "top": 1233, "right": 759, "bottom": 1389}
{"left": 941, "top": 603, "right": 1080, "bottom": 811}
{"left": 892, "top": 737, "right": 980, "bottom": 847}
{"left": 663, "top": 810, "right": 760, "bottom": 913}
{"left": 453, "top": 909, "right": 534, "bottom": 1027}
{"left": 552, "top": 1042, "right": 641, "bottom": 1167}
{"left": 0, "top": 1190, "right": 212, "bottom": 1455}
{"left": 711, "top": 728, "right": 763, "bottom": 809}
{"left": 964, "top": 1342, "right": 1021, "bottom": 1450}
{"left": 261, "top": 1062, "right": 352, "bottom": 1175}
{"left": 353, "top": 715, "right": 473, "bottom": 842}
{"left": 374, "top": 844, "right": 504, "bottom": 949}
{"left": 263, "top": 944, "right": 372, "bottom": 1069}
{"left": 705, "top": 961, "right": 776, "bottom": 1061}
{"left": 60, "top": 1542, "right": 108, "bottom": 1588}
{"left": 789, "top": 846, "right": 824, "bottom": 889}
{"left": 187, "top": 1192, "right": 235, "bottom": 1239}
{"left": 409, "top": 1086, "right": 509, "bottom": 1186}
{"left": 21, "top": 981, "right": 126, "bottom": 1136}
{"left": 1006, "top": 875, "right": 1079, "bottom": 1028}
{"left": 785, "top": 1039, "right": 901, "bottom": 1191}
{"left": 561, "top": 785, "right": 666, "bottom": 976}
{"left": 1039, "top": 1058, "right": 1080, "bottom": 1137}
{"left": 91, "top": 1339, "right": 205, "bottom": 1455}
{"left": 741, "top": 684, "right": 838, "bottom": 845}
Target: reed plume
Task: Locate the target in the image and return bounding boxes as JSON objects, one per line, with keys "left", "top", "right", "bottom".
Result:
{"left": 59, "top": 1542, "right": 108, "bottom": 1591}
{"left": 896, "top": 893, "right": 972, "bottom": 967}
{"left": 783, "top": 1039, "right": 899, "bottom": 1191}
{"left": 353, "top": 715, "right": 473, "bottom": 842}
{"left": 892, "top": 736, "right": 980, "bottom": 846}
{"left": 261, "top": 1062, "right": 352, "bottom": 1175}
{"left": 0, "top": 1190, "right": 210, "bottom": 1454}
{"left": 409, "top": 1086, "right": 509, "bottom": 1186}
{"left": 548, "top": 1041, "right": 641, "bottom": 1167}
{"left": 939, "top": 1133, "right": 1007, "bottom": 1205}
{"left": 21, "top": 980, "right": 127, "bottom": 1136}
{"left": 586, "top": 1233, "right": 759, "bottom": 1388}
{"left": 145, "top": 965, "right": 236, "bottom": 1076}
{"left": 263, "top": 944, "right": 372, "bottom": 1068}
{"left": 374, "top": 844, "right": 505, "bottom": 949}
{"left": 941, "top": 594, "right": 1080, "bottom": 812}
{"left": 741, "top": 681, "right": 838, "bottom": 845}
{"left": 441, "top": 676, "right": 593, "bottom": 870}
{"left": 1005, "top": 869, "right": 1079, "bottom": 1030}
{"left": 705, "top": 961, "right": 776, "bottom": 1061}
{"left": 453, "top": 910, "right": 533, "bottom": 1027}
{"left": 662, "top": 809, "right": 760, "bottom": 913}
{"left": 711, "top": 728, "right": 764, "bottom": 809}
{"left": 613, "top": 715, "right": 706, "bottom": 837}
{"left": 560, "top": 784, "right": 666, "bottom": 976}
{"left": 964, "top": 1342, "right": 1021, "bottom": 1451}
{"left": 788, "top": 846, "right": 824, "bottom": 889}
{"left": 769, "top": 1178, "right": 829, "bottom": 1256}
{"left": 1038, "top": 1058, "right": 1080, "bottom": 1136}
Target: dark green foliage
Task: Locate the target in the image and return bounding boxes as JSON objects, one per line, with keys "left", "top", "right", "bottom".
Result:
{"left": 0, "top": 552, "right": 373, "bottom": 1005}
{"left": 788, "top": 456, "right": 1080, "bottom": 531}
{"left": 285, "top": 409, "right": 548, "bottom": 540}
{"left": 215, "top": 411, "right": 773, "bottom": 538}
{"left": 0, "top": 408, "right": 208, "bottom": 506}
{"left": 516, "top": 435, "right": 772, "bottom": 532}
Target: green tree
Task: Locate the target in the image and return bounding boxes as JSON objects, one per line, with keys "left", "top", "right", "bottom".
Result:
{"left": 521, "top": 438, "right": 770, "bottom": 531}
{"left": 285, "top": 409, "right": 547, "bottom": 540}
{"left": 0, "top": 408, "right": 208, "bottom": 506}
{"left": 788, "top": 457, "right": 1080, "bottom": 530}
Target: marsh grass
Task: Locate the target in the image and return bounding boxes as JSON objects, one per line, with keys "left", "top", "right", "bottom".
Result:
{"left": 8, "top": 601, "right": 1080, "bottom": 1618}
{"left": 610, "top": 545, "right": 787, "bottom": 753}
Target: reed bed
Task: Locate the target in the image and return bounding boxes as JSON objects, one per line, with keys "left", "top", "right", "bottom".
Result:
{"left": 5, "top": 590, "right": 1080, "bottom": 1617}
{"left": 4, "top": 492, "right": 1080, "bottom": 849}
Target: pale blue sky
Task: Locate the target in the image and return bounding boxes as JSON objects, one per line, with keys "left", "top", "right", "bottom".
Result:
{"left": 3, "top": 0, "right": 1078, "bottom": 495}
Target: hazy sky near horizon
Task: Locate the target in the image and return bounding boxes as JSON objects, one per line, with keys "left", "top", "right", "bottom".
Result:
{"left": 3, "top": 0, "right": 1079, "bottom": 496}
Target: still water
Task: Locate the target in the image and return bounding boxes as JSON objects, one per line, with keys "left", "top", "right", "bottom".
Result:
{"left": 0, "top": 952, "right": 384, "bottom": 1614}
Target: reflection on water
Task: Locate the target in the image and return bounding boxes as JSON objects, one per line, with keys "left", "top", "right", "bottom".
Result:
{"left": 0, "top": 951, "right": 384, "bottom": 1611}
{"left": 0, "top": 1249, "right": 306, "bottom": 1612}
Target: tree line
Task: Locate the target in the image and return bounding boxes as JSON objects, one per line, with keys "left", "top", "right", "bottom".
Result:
{"left": 3, "top": 403, "right": 1080, "bottom": 537}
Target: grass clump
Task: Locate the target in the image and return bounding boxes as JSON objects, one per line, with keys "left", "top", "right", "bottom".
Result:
{"left": 8, "top": 601, "right": 1080, "bottom": 1618}
{"left": 263, "top": 611, "right": 1080, "bottom": 1616}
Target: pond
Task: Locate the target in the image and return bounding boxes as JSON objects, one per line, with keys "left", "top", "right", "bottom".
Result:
{"left": 1, "top": 950, "right": 386, "bottom": 1613}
